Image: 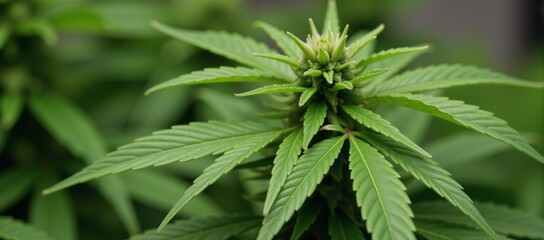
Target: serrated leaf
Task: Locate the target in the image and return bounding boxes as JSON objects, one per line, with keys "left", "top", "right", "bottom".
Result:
{"left": 323, "top": 0, "right": 340, "bottom": 36}
{"left": 357, "top": 46, "right": 429, "bottom": 69}
{"left": 298, "top": 87, "right": 319, "bottom": 106}
{"left": 0, "top": 217, "right": 53, "bottom": 240}
{"left": 416, "top": 220, "right": 505, "bottom": 240}
{"left": 146, "top": 67, "right": 287, "bottom": 95}
{"left": 44, "top": 121, "right": 278, "bottom": 194}
{"left": 374, "top": 64, "right": 544, "bottom": 95}
{"left": 0, "top": 168, "right": 34, "bottom": 212}
{"left": 348, "top": 136, "right": 415, "bottom": 240}
{"left": 258, "top": 136, "right": 346, "bottom": 240}
{"left": 152, "top": 21, "right": 295, "bottom": 80}
{"left": 159, "top": 130, "right": 283, "bottom": 231}
{"left": 290, "top": 199, "right": 321, "bottom": 240}
{"left": 341, "top": 105, "right": 431, "bottom": 158}
{"left": 131, "top": 215, "right": 261, "bottom": 240}
{"left": 1, "top": 92, "right": 24, "bottom": 129}
{"left": 264, "top": 129, "right": 303, "bottom": 215}
{"left": 235, "top": 84, "right": 307, "bottom": 97}
{"left": 369, "top": 93, "right": 544, "bottom": 163}
{"left": 255, "top": 21, "right": 301, "bottom": 59}
{"left": 348, "top": 24, "right": 384, "bottom": 60}
{"left": 363, "top": 133, "right": 500, "bottom": 240}
{"left": 328, "top": 213, "right": 366, "bottom": 240}
{"left": 413, "top": 201, "right": 544, "bottom": 240}
{"left": 303, "top": 102, "right": 328, "bottom": 149}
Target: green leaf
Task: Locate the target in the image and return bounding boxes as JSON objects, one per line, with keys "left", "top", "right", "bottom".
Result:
{"left": 369, "top": 93, "right": 544, "bottom": 163}
{"left": 264, "top": 129, "right": 303, "bottom": 216}
{"left": 48, "top": 8, "right": 108, "bottom": 33}
{"left": 258, "top": 136, "right": 346, "bottom": 240}
{"left": 385, "top": 107, "right": 431, "bottom": 144}
{"left": 323, "top": 0, "right": 340, "bottom": 36}
{"left": 0, "top": 168, "right": 34, "bottom": 212}
{"left": 0, "top": 217, "right": 54, "bottom": 240}
{"left": 235, "top": 84, "right": 307, "bottom": 97}
{"left": 95, "top": 176, "right": 140, "bottom": 234}
{"left": 413, "top": 201, "right": 544, "bottom": 240}
{"left": 348, "top": 136, "right": 415, "bottom": 240}
{"left": 0, "top": 24, "right": 9, "bottom": 49}
{"left": 328, "top": 213, "right": 366, "bottom": 240}
{"left": 298, "top": 87, "right": 319, "bottom": 106}
{"left": 348, "top": 24, "right": 384, "bottom": 60}
{"left": 158, "top": 130, "right": 283, "bottom": 231}
{"left": 349, "top": 68, "right": 388, "bottom": 85}
{"left": 121, "top": 169, "right": 224, "bottom": 217}
{"left": 44, "top": 121, "right": 278, "bottom": 194}
{"left": 415, "top": 220, "right": 503, "bottom": 240}
{"left": 357, "top": 46, "right": 429, "bottom": 69}
{"left": 290, "top": 199, "right": 321, "bottom": 240}
{"left": 341, "top": 105, "right": 431, "bottom": 158}
{"left": 131, "top": 215, "right": 261, "bottom": 240}
{"left": 146, "top": 67, "right": 287, "bottom": 95}
{"left": 303, "top": 101, "right": 328, "bottom": 149}
{"left": 363, "top": 133, "right": 500, "bottom": 240}
{"left": 255, "top": 21, "right": 301, "bottom": 59}
{"left": 374, "top": 64, "right": 544, "bottom": 95}
{"left": 1, "top": 92, "right": 24, "bottom": 129}
{"left": 151, "top": 21, "right": 295, "bottom": 80}
{"left": 17, "top": 18, "right": 57, "bottom": 45}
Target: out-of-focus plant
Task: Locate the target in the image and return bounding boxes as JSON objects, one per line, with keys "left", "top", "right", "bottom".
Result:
{"left": 43, "top": 1, "right": 544, "bottom": 239}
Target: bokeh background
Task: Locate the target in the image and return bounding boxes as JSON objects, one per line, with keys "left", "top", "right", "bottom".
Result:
{"left": 1, "top": 0, "right": 542, "bottom": 239}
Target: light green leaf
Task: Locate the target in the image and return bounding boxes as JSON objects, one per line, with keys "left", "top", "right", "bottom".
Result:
{"left": 0, "top": 24, "right": 9, "bottom": 49}
{"left": 258, "top": 136, "right": 346, "bottom": 240}
{"left": 328, "top": 213, "right": 366, "bottom": 240}
{"left": 235, "top": 84, "right": 307, "bottom": 97}
{"left": 298, "top": 87, "right": 319, "bottom": 106}
{"left": 416, "top": 220, "right": 504, "bottom": 240}
{"left": 255, "top": 21, "right": 301, "bottom": 59}
{"left": 349, "top": 68, "right": 388, "bottom": 85}
{"left": 0, "top": 168, "right": 34, "bottom": 212}
{"left": 152, "top": 21, "right": 295, "bottom": 80}
{"left": 0, "top": 217, "right": 54, "bottom": 240}
{"left": 131, "top": 215, "right": 261, "bottom": 240}
{"left": 158, "top": 130, "right": 283, "bottom": 231}
{"left": 374, "top": 64, "right": 544, "bottom": 95}
{"left": 348, "top": 24, "right": 384, "bottom": 60}
{"left": 323, "top": 0, "right": 340, "bottom": 36}
{"left": 290, "top": 199, "right": 321, "bottom": 240}
{"left": 369, "top": 93, "right": 544, "bottom": 163}
{"left": 1, "top": 92, "right": 24, "bottom": 129}
{"left": 363, "top": 133, "right": 499, "bottom": 240}
{"left": 341, "top": 105, "right": 431, "bottom": 158}
{"left": 44, "top": 121, "right": 278, "bottom": 194}
{"left": 348, "top": 136, "right": 415, "bottom": 240}
{"left": 303, "top": 101, "right": 328, "bottom": 149}
{"left": 48, "top": 8, "right": 108, "bottom": 33}
{"left": 146, "top": 67, "right": 287, "bottom": 95}
{"left": 121, "top": 169, "right": 224, "bottom": 217}
{"left": 357, "top": 46, "right": 429, "bottom": 69}
{"left": 413, "top": 201, "right": 544, "bottom": 240}
{"left": 264, "top": 129, "right": 303, "bottom": 216}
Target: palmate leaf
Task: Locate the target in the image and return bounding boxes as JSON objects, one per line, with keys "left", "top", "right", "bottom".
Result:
{"left": 412, "top": 201, "right": 544, "bottom": 239}
{"left": 131, "top": 215, "right": 261, "bottom": 240}
{"left": 290, "top": 198, "right": 321, "bottom": 240}
{"left": 323, "top": 0, "right": 340, "bottom": 36}
{"left": 303, "top": 101, "right": 328, "bottom": 149}
{"left": 0, "top": 92, "right": 24, "bottom": 129}
{"left": 415, "top": 220, "right": 507, "bottom": 240}
{"left": 146, "top": 67, "right": 288, "bottom": 95}
{"left": 328, "top": 213, "right": 366, "bottom": 240}
{"left": 363, "top": 133, "right": 500, "bottom": 240}
{"left": 44, "top": 121, "right": 279, "bottom": 194}
{"left": 158, "top": 130, "right": 283, "bottom": 231}
{"left": 255, "top": 21, "right": 301, "bottom": 59}
{"left": 374, "top": 64, "right": 544, "bottom": 95}
{"left": 151, "top": 21, "right": 295, "bottom": 80}
{"left": 369, "top": 93, "right": 544, "bottom": 163}
{"left": 0, "top": 217, "right": 53, "bottom": 240}
{"left": 235, "top": 84, "right": 307, "bottom": 97}
{"left": 357, "top": 46, "right": 429, "bottom": 69}
{"left": 341, "top": 105, "right": 431, "bottom": 158}
{"left": 258, "top": 136, "right": 346, "bottom": 240}
{"left": 348, "top": 136, "right": 415, "bottom": 240}
{"left": 264, "top": 129, "right": 303, "bottom": 216}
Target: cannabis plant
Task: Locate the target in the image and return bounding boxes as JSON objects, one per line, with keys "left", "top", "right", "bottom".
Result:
{"left": 44, "top": 1, "right": 544, "bottom": 239}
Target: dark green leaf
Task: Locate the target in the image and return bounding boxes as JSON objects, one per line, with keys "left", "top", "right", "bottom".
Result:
{"left": 290, "top": 199, "right": 321, "bottom": 240}
{"left": 0, "top": 217, "right": 53, "bottom": 240}
{"left": 0, "top": 168, "right": 34, "bottom": 212}
{"left": 328, "top": 213, "right": 366, "bottom": 240}
{"left": 0, "top": 92, "right": 23, "bottom": 129}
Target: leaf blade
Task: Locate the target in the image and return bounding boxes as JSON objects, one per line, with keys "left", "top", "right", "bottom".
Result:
{"left": 0, "top": 92, "right": 24, "bottom": 129}
{"left": 323, "top": 0, "right": 340, "bottom": 36}
{"left": 0, "top": 217, "right": 54, "bottom": 240}
{"left": 235, "top": 84, "right": 307, "bottom": 97}
{"left": 303, "top": 101, "right": 328, "bottom": 149}
{"left": 255, "top": 21, "right": 301, "bottom": 59}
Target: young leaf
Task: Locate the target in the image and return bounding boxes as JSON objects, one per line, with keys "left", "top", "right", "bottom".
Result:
{"left": 328, "top": 213, "right": 366, "bottom": 240}
{"left": 374, "top": 64, "right": 544, "bottom": 95}
{"left": 0, "top": 168, "right": 34, "bottom": 212}
{"left": 369, "top": 93, "right": 544, "bottom": 163}
{"left": 323, "top": 0, "right": 340, "bottom": 36}
{"left": 341, "top": 105, "right": 431, "bottom": 158}
{"left": 151, "top": 21, "right": 295, "bottom": 80}
{"left": 131, "top": 215, "right": 261, "bottom": 240}
{"left": 146, "top": 67, "right": 288, "bottom": 95}
{"left": 0, "top": 92, "right": 24, "bottom": 129}
{"left": 298, "top": 87, "right": 319, "bottom": 106}
{"left": 158, "top": 130, "right": 283, "bottom": 231}
{"left": 258, "top": 136, "right": 346, "bottom": 240}
{"left": 357, "top": 46, "right": 429, "bottom": 69}
{"left": 290, "top": 199, "right": 321, "bottom": 240}
{"left": 349, "top": 68, "right": 388, "bottom": 85}
{"left": 303, "top": 101, "right": 328, "bottom": 149}
{"left": 235, "top": 84, "right": 307, "bottom": 97}
{"left": 348, "top": 136, "right": 415, "bottom": 240}
{"left": 363, "top": 133, "right": 500, "bottom": 240}
{"left": 348, "top": 24, "right": 384, "bottom": 59}
{"left": 0, "top": 217, "right": 53, "bottom": 240}
{"left": 44, "top": 121, "right": 279, "bottom": 194}
{"left": 255, "top": 21, "right": 301, "bottom": 59}
{"left": 264, "top": 129, "right": 304, "bottom": 216}
{"left": 415, "top": 220, "right": 503, "bottom": 240}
